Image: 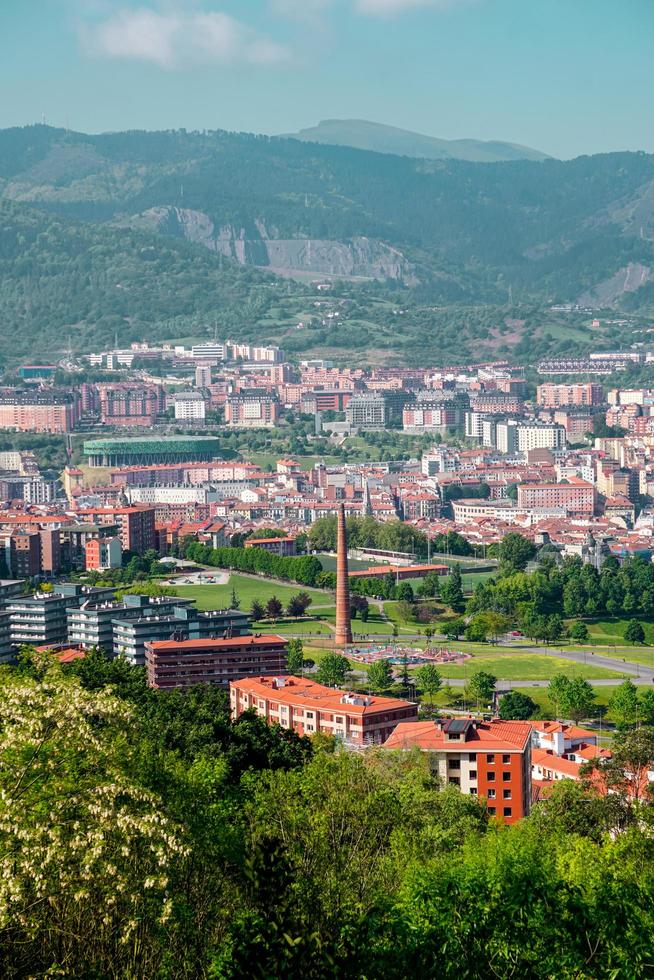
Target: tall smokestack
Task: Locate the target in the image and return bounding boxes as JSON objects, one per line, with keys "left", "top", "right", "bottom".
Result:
{"left": 335, "top": 502, "right": 353, "bottom": 646}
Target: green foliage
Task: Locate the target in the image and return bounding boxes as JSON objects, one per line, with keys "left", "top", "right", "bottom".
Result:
{"left": 568, "top": 620, "right": 590, "bottom": 643}
{"left": 315, "top": 653, "right": 351, "bottom": 687}
{"left": 465, "top": 670, "right": 497, "bottom": 709}
{"left": 498, "top": 532, "right": 537, "bottom": 574}
{"left": 286, "top": 639, "right": 304, "bottom": 677}
{"left": 4, "top": 644, "right": 654, "bottom": 976}
{"left": 415, "top": 664, "right": 442, "bottom": 707}
{"left": 498, "top": 690, "right": 537, "bottom": 720}
{"left": 625, "top": 620, "right": 646, "bottom": 644}
{"left": 182, "top": 540, "right": 324, "bottom": 587}
{"left": 367, "top": 659, "right": 395, "bottom": 693}
{"left": 440, "top": 565, "right": 466, "bottom": 613}
{"left": 608, "top": 680, "right": 640, "bottom": 727}
{"left": 548, "top": 674, "right": 597, "bottom": 722}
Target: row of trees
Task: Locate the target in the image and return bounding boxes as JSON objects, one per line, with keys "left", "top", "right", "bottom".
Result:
{"left": 250, "top": 592, "right": 313, "bottom": 622}
{"left": 5, "top": 648, "right": 654, "bottom": 977}
{"left": 467, "top": 553, "right": 654, "bottom": 628}
{"left": 181, "top": 540, "right": 324, "bottom": 587}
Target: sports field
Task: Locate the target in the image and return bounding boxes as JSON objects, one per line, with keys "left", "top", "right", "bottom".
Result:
{"left": 174, "top": 574, "right": 329, "bottom": 611}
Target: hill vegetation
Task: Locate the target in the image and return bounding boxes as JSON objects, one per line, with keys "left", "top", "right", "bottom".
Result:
{"left": 2, "top": 648, "right": 654, "bottom": 978}
{"left": 3, "top": 125, "right": 654, "bottom": 365}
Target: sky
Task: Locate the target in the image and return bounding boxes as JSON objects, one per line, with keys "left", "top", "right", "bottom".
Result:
{"left": 1, "top": 0, "right": 653, "bottom": 159}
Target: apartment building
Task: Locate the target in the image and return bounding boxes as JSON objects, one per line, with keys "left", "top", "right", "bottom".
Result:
{"left": 402, "top": 401, "right": 462, "bottom": 434}
{"left": 536, "top": 383, "right": 604, "bottom": 408}
{"left": 147, "top": 635, "right": 288, "bottom": 689}
{"left": 346, "top": 392, "right": 407, "bottom": 430}
{"left": 174, "top": 391, "right": 206, "bottom": 420}
{"left": 231, "top": 676, "right": 418, "bottom": 745}
{"left": 78, "top": 507, "right": 156, "bottom": 555}
{"left": 245, "top": 536, "right": 297, "bottom": 556}
{"left": 384, "top": 717, "right": 532, "bottom": 824}
{"left": 0, "top": 389, "right": 81, "bottom": 433}
{"left": 517, "top": 480, "right": 596, "bottom": 517}
{"left": 97, "top": 384, "right": 164, "bottom": 427}
{"left": 0, "top": 610, "right": 12, "bottom": 663}
{"left": 113, "top": 603, "right": 250, "bottom": 665}
{"left": 224, "top": 391, "right": 280, "bottom": 428}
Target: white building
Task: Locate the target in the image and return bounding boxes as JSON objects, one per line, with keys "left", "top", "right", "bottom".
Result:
{"left": 191, "top": 343, "right": 225, "bottom": 360}
{"left": 174, "top": 391, "right": 206, "bottom": 420}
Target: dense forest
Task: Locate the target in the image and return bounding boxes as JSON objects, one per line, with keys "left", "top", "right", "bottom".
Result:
{"left": 2, "top": 125, "right": 654, "bottom": 367}
{"left": 2, "top": 648, "right": 654, "bottom": 978}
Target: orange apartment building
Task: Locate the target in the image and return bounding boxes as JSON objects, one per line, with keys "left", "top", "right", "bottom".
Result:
{"left": 384, "top": 717, "right": 532, "bottom": 824}
{"left": 516, "top": 478, "right": 596, "bottom": 516}
{"left": 230, "top": 675, "right": 418, "bottom": 745}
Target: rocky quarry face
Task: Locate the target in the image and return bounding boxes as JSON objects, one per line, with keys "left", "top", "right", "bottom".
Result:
{"left": 135, "top": 206, "right": 419, "bottom": 283}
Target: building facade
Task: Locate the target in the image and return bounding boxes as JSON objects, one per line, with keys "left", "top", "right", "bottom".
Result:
{"left": 146, "top": 635, "right": 288, "bottom": 689}
{"left": 231, "top": 676, "right": 418, "bottom": 745}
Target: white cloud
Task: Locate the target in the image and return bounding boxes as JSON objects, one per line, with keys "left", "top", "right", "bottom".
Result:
{"left": 80, "top": 6, "right": 290, "bottom": 69}
{"left": 356, "top": 0, "right": 470, "bottom": 12}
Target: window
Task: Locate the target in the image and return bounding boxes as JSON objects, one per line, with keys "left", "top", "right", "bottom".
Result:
{"left": 487, "top": 789, "right": 496, "bottom": 799}
{"left": 487, "top": 772, "right": 495, "bottom": 782}
{"left": 502, "top": 755, "right": 511, "bottom": 765}
{"left": 488, "top": 807, "right": 496, "bottom": 815}
{"left": 449, "top": 759, "right": 461, "bottom": 770}
{"left": 335, "top": 716, "right": 344, "bottom": 724}
{"left": 503, "top": 807, "right": 512, "bottom": 817}
{"left": 449, "top": 777, "right": 460, "bottom": 786}
{"left": 470, "top": 787, "right": 478, "bottom": 796}
{"left": 468, "top": 753, "right": 477, "bottom": 761}
{"left": 503, "top": 772, "right": 511, "bottom": 782}
{"left": 469, "top": 770, "right": 477, "bottom": 780}
{"left": 487, "top": 754, "right": 495, "bottom": 763}
{"left": 503, "top": 789, "right": 512, "bottom": 799}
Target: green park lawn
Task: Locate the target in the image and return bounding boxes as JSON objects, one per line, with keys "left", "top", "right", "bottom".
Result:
{"left": 173, "top": 574, "right": 329, "bottom": 611}
{"left": 584, "top": 617, "right": 654, "bottom": 646}
{"left": 433, "top": 650, "right": 625, "bottom": 682}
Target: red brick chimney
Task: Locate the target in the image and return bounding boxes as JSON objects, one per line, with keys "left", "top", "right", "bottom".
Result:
{"left": 334, "top": 502, "right": 353, "bottom": 646}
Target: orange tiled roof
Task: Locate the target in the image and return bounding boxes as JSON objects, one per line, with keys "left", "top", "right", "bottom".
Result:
{"left": 385, "top": 719, "right": 531, "bottom": 752}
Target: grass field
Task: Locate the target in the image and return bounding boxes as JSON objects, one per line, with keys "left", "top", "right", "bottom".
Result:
{"left": 434, "top": 650, "right": 625, "bottom": 681}
{"left": 585, "top": 617, "right": 654, "bottom": 646}
{"left": 316, "top": 554, "right": 378, "bottom": 573}
{"left": 174, "top": 574, "right": 329, "bottom": 611}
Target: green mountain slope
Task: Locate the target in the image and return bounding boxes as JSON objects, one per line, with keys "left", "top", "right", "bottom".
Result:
{"left": 0, "top": 200, "right": 284, "bottom": 365}
{"left": 281, "top": 118, "right": 550, "bottom": 163}
{"left": 2, "top": 125, "right": 654, "bottom": 368}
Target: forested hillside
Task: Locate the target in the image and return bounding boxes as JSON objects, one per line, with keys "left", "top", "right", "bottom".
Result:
{"left": 3, "top": 125, "right": 654, "bottom": 301}
{"left": 4, "top": 125, "right": 654, "bottom": 366}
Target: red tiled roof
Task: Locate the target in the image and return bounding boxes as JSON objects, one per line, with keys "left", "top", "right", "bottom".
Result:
{"left": 385, "top": 719, "right": 531, "bottom": 752}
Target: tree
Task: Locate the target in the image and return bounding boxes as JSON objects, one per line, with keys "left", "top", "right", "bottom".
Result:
{"left": 424, "top": 626, "right": 434, "bottom": 641}
{"left": 415, "top": 664, "right": 442, "bottom": 709}
{"left": 315, "top": 653, "right": 351, "bottom": 687}
{"left": 0, "top": 654, "right": 186, "bottom": 976}
{"left": 568, "top": 620, "right": 590, "bottom": 643}
{"left": 560, "top": 677, "right": 597, "bottom": 723}
{"left": 465, "top": 617, "right": 488, "bottom": 643}
{"left": 286, "top": 638, "right": 304, "bottom": 676}
{"left": 396, "top": 581, "right": 414, "bottom": 603}
{"left": 367, "top": 659, "right": 394, "bottom": 693}
{"left": 639, "top": 688, "right": 654, "bottom": 726}
{"left": 608, "top": 680, "right": 639, "bottom": 727}
{"left": 465, "top": 670, "right": 497, "bottom": 710}
{"left": 250, "top": 599, "right": 265, "bottom": 622}
{"left": 230, "top": 587, "right": 240, "bottom": 609}
{"left": 625, "top": 620, "right": 646, "bottom": 644}
{"left": 266, "top": 596, "right": 283, "bottom": 621}
{"left": 286, "top": 595, "right": 307, "bottom": 618}
{"left": 440, "top": 565, "right": 465, "bottom": 613}
{"left": 586, "top": 727, "right": 654, "bottom": 803}
{"left": 498, "top": 532, "right": 536, "bottom": 574}
{"left": 548, "top": 674, "right": 570, "bottom": 718}
{"left": 396, "top": 600, "right": 414, "bottom": 624}
{"left": 498, "top": 690, "right": 537, "bottom": 720}
{"left": 443, "top": 618, "right": 465, "bottom": 640}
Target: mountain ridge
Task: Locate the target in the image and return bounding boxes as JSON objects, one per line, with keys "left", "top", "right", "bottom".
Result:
{"left": 280, "top": 118, "right": 551, "bottom": 163}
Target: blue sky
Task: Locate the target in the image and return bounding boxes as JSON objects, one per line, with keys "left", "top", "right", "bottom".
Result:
{"left": 1, "top": 0, "right": 652, "bottom": 158}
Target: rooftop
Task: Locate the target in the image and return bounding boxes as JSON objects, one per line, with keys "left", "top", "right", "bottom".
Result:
{"left": 384, "top": 718, "right": 532, "bottom": 752}
{"left": 232, "top": 675, "right": 416, "bottom": 715}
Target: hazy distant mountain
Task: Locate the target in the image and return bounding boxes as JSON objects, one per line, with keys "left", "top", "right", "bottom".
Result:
{"left": 281, "top": 119, "right": 551, "bottom": 163}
